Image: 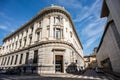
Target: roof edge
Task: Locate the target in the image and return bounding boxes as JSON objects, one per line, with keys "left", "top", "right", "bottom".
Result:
{"left": 2, "top": 6, "right": 83, "bottom": 49}
{"left": 100, "top": 0, "right": 109, "bottom": 18}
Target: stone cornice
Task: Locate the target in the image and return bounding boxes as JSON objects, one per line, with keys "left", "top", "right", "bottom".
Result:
{"left": 0, "top": 40, "right": 84, "bottom": 60}
{"left": 2, "top": 6, "right": 83, "bottom": 49}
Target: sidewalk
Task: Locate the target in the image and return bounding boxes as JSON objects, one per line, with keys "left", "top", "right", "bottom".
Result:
{"left": 104, "top": 70, "right": 120, "bottom": 78}
{"left": 0, "top": 70, "right": 112, "bottom": 80}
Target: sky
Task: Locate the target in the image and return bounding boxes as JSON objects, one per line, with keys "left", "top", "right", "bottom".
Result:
{"left": 0, "top": 0, "right": 106, "bottom": 55}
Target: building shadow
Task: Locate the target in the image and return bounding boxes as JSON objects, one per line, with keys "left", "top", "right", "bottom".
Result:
{"left": 65, "top": 62, "right": 84, "bottom": 75}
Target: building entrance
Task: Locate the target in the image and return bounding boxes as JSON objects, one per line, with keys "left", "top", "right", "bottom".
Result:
{"left": 101, "top": 58, "right": 113, "bottom": 71}
{"left": 55, "top": 55, "right": 63, "bottom": 72}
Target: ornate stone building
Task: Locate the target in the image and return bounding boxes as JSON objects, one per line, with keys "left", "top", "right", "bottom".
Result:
{"left": 0, "top": 5, "right": 84, "bottom": 74}
{"left": 96, "top": 0, "right": 120, "bottom": 73}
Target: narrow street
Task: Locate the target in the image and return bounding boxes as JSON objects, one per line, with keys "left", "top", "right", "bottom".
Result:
{"left": 0, "top": 69, "right": 119, "bottom": 80}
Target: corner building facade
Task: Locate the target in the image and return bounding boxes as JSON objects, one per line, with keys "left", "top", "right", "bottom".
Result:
{"left": 0, "top": 5, "right": 84, "bottom": 74}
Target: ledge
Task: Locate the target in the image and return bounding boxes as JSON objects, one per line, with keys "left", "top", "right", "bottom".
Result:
{"left": 0, "top": 40, "right": 84, "bottom": 60}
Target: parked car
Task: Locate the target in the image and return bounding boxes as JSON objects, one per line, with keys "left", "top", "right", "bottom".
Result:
{"left": 0, "top": 69, "right": 7, "bottom": 74}
{"left": 95, "top": 67, "right": 104, "bottom": 73}
{"left": 5, "top": 69, "right": 20, "bottom": 75}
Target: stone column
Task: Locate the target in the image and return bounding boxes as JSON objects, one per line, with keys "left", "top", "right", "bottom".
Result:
{"left": 4, "top": 42, "right": 6, "bottom": 54}
{"left": 29, "top": 50, "right": 34, "bottom": 64}
{"left": 21, "top": 31, "right": 25, "bottom": 48}
{"left": 22, "top": 52, "right": 26, "bottom": 64}
{"left": 10, "top": 39, "right": 13, "bottom": 52}
{"left": 41, "top": 17, "right": 48, "bottom": 41}
{"left": 63, "top": 18, "right": 67, "bottom": 41}
{"left": 18, "top": 34, "right": 22, "bottom": 49}
{"left": 49, "top": 16, "right": 54, "bottom": 40}
{"left": 16, "top": 35, "right": 19, "bottom": 50}
{"left": 32, "top": 23, "right": 37, "bottom": 44}
{"left": 26, "top": 28, "right": 30, "bottom": 46}
{"left": 9, "top": 40, "right": 11, "bottom": 52}
{"left": 12, "top": 38, "right": 15, "bottom": 51}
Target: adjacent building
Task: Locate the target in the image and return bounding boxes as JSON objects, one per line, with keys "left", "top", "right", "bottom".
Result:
{"left": 84, "top": 48, "right": 97, "bottom": 69}
{"left": 0, "top": 46, "right": 2, "bottom": 56}
{"left": 0, "top": 5, "right": 84, "bottom": 74}
{"left": 96, "top": 0, "right": 120, "bottom": 73}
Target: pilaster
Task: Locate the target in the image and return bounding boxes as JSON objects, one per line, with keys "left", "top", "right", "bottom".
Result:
{"left": 49, "top": 16, "right": 54, "bottom": 40}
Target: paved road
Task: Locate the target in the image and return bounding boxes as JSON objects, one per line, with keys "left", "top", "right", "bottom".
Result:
{"left": 0, "top": 69, "right": 119, "bottom": 80}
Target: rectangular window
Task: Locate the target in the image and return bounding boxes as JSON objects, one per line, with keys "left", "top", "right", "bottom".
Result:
{"left": 19, "top": 39, "right": 22, "bottom": 47}
{"left": 4, "top": 57, "right": 7, "bottom": 65}
{"left": 24, "top": 38, "right": 26, "bottom": 46}
{"left": 10, "top": 56, "right": 14, "bottom": 65}
{"left": 33, "top": 50, "right": 38, "bottom": 64}
{"left": 7, "top": 56, "right": 10, "bottom": 65}
{"left": 1, "top": 58, "right": 4, "bottom": 65}
{"left": 29, "top": 36, "right": 32, "bottom": 45}
{"left": 54, "top": 17, "right": 55, "bottom": 24}
{"left": 16, "top": 41, "right": 17, "bottom": 47}
{"left": 31, "top": 26, "right": 34, "bottom": 32}
{"left": 56, "top": 28, "right": 61, "bottom": 39}
{"left": 39, "top": 22, "right": 41, "bottom": 27}
{"left": 25, "top": 52, "right": 29, "bottom": 64}
{"left": 19, "top": 54, "right": 23, "bottom": 64}
{"left": 12, "top": 43, "right": 14, "bottom": 49}
{"left": 56, "top": 15, "right": 61, "bottom": 23}
{"left": 14, "top": 55, "right": 18, "bottom": 65}
{"left": 37, "top": 32, "right": 40, "bottom": 41}
{"left": 26, "top": 29, "right": 28, "bottom": 34}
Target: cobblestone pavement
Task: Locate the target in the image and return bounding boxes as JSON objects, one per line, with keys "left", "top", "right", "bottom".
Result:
{"left": 0, "top": 70, "right": 119, "bottom": 80}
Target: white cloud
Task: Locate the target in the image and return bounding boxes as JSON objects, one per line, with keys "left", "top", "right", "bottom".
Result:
{"left": 81, "top": 18, "right": 105, "bottom": 38}
{"left": 0, "top": 12, "right": 14, "bottom": 21}
{"left": 56, "top": 0, "right": 82, "bottom": 9}
{"left": 73, "top": 0, "right": 106, "bottom": 53}
{"left": 0, "top": 12, "right": 15, "bottom": 32}
{"left": 83, "top": 33, "right": 101, "bottom": 49}
{"left": 74, "top": 0, "right": 101, "bottom": 22}
{"left": 0, "top": 25, "right": 8, "bottom": 30}
{"left": 0, "top": 25, "right": 14, "bottom": 32}
{"left": 81, "top": 18, "right": 106, "bottom": 50}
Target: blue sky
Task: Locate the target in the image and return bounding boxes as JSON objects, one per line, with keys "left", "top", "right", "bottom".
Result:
{"left": 0, "top": 0, "right": 106, "bottom": 55}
